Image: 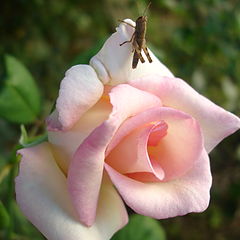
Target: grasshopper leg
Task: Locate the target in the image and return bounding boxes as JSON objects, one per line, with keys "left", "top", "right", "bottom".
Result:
{"left": 132, "top": 51, "right": 139, "bottom": 69}
{"left": 143, "top": 46, "right": 153, "bottom": 63}
{"left": 132, "top": 47, "right": 146, "bottom": 68}
{"left": 133, "top": 41, "right": 145, "bottom": 63}
{"left": 119, "top": 33, "right": 135, "bottom": 46}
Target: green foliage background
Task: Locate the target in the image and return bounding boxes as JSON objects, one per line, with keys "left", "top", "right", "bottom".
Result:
{"left": 1, "top": 0, "right": 240, "bottom": 239}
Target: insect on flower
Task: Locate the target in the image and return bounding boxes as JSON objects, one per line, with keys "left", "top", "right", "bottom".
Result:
{"left": 119, "top": 2, "right": 153, "bottom": 69}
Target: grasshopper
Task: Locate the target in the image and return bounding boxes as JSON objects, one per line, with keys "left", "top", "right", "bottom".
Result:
{"left": 119, "top": 3, "right": 153, "bottom": 69}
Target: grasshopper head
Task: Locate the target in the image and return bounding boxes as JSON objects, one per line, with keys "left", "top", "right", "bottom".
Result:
{"left": 136, "top": 15, "right": 148, "bottom": 23}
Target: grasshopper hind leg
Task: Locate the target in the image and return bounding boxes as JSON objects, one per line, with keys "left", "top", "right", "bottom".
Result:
{"left": 143, "top": 46, "right": 153, "bottom": 63}
{"left": 132, "top": 51, "right": 140, "bottom": 69}
{"left": 132, "top": 50, "right": 145, "bottom": 69}
{"left": 133, "top": 40, "right": 145, "bottom": 63}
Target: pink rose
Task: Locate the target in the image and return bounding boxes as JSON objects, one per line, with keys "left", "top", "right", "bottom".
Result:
{"left": 15, "top": 19, "right": 240, "bottom": 240}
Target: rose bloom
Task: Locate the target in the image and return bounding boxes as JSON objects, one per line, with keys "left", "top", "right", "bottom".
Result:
{"left": 16, "top": 19, "right": 240, "bottom": 240}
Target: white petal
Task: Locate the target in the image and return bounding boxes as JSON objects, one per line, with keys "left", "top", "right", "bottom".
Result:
{"left": 90, "top": 19, "right": 173, "bottom": 86}
{"left": 15, "top": 143, "right": 128, "bottom": 240}
{"left": 47, "top": 65, "right": 104, "bottom": 131}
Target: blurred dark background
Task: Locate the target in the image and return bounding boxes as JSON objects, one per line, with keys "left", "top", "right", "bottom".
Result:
{"left": 0, "top": 0, "right": 240, "bottom": 239}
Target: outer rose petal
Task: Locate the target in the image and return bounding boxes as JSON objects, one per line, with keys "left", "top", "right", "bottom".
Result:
{"left": 90, "top": 19, "right": 173, "bottom": 86}
{"left": 105, "top": 149, "right": 212, "bottom": 219}
{"left": 15, "top": 143, "right": 128, "bottom": 240}
{"left": 47, "top": 65, "right": 104, "bottom": 131}
{"left": 48, "top": 98, "right": 112, "bottom": 173}
{"left": 67, "top": 84, "right": 161, "bottom": 227}
{"left": 130, "top": 75, "right": 240, "bottom": 152}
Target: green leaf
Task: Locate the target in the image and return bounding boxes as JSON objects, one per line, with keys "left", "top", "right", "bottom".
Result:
{"left": 19, "top": 125, "right": 47, "bottom": 148}
{"left": 0, "top": 55, "right": 41, "bottom": 123}
{"left": 19, "top": 125, "right": 28, "bottom": 144}
{"left": 71, "top": 37, "right": 107, "bottom": 65}
{"left": 0, "top": 201, "right": 10, "bottom": 229}
{"left": 111, "top": 214, "right": 166, "bottom": 240}
{"left": 0, "top": 164, "right": 12, "bottom": 185}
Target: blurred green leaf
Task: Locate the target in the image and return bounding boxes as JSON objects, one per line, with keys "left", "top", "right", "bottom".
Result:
{"left": 0, "top": 55, "right": 41, "bottom": 123}
{"left": 71, "top": 38, "right": 107, "bottom": 65}
{"left": 221, "top": 77, "right": 238, "bottom": 111}
{"left": 209, "top": 206, "right": 223, "bottom": 229}
{"left": 0, "top": 164, "right": 12, "bottom": 184}
{"left": 191, "top": 69, "right": 206, "bottom": 92}
{"left": 0, "top": 201, "right": 10, "bottom": 229}
{"left": 111, "top": 214, "right": 166, "bottom": 240}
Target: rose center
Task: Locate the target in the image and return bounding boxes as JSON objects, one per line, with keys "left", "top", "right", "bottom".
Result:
{"left": 148, "top": 121, "right": 168, "bottom": 146}
{"left": 105, "top": 120, "right": 169, "bottom": 182}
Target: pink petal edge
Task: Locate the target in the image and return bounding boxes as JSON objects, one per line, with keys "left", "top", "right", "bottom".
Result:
{"left": 47, "top": 65, "right": 104, "bottom": 131}
{"left": 130, "top": 74, "right": 240, "bottom": 152}
{"left": 105, "top": 149, "right": 212, "bottom": 219}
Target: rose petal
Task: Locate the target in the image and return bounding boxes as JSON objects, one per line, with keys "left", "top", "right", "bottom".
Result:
{"left": 106, "top": 121, "right": 167, "bottom": 180}
{"left": 90, "top": 19, "right": 173, "bottom": 86}
{"left": 107, "top": 107, "right": 203, "bottom": 181}
{"left": 105, "top": 149, "right": 212, "bottom": 219}
{"left": 15, "top": 143, "right": 128, "bottom": 240}
{"left": 130, "top": 75, "right": 240, "bottom": 152}
{"left": 67, "top": 84, "right": 161, "bottom": 226}
{"left": 47, "top": 65, "right": 104, "bottom": 131}
{"left": 48, "top": 97, "right": 112, "bottom": 173}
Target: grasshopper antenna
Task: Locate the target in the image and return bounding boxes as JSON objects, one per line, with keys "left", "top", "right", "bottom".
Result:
{"left": 142, "top": 2, "right": 151, "bottom": 16}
